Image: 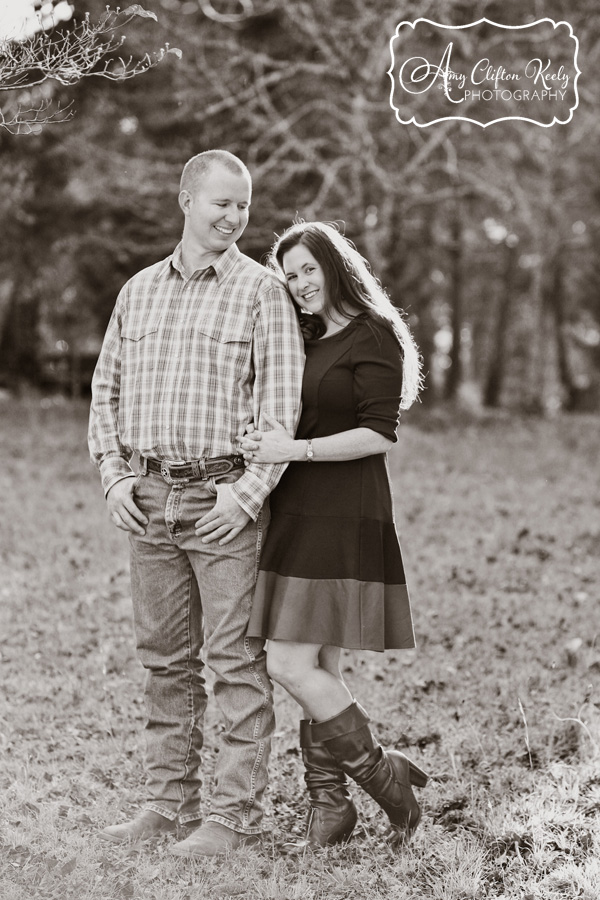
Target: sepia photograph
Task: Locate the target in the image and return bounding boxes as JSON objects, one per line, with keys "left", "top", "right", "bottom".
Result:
{"left": 1, "top": 1, "right": 598, "bottom": 898}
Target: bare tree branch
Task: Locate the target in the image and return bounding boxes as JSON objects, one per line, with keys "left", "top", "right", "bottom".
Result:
{"left": 0, "top": 6, "right": 180, "bottom": 130}
{"left": 0, "top": 98, "right": 74, "bottom": 133}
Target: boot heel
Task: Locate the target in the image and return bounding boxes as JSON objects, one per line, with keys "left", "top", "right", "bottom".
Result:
{"left": 408, "top": 761, "right": 429, "bottom": 788}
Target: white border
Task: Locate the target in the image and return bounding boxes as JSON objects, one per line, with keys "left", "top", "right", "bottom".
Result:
{"left": 387, "top": 17, "right": 581, "bottom": 128}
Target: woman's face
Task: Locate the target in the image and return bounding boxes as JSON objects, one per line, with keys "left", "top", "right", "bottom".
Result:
{"left": 281, "top": 244, "right": 327, "bottom": 315}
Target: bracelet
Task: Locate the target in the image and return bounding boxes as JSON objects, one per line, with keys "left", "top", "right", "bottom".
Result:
{"left": 305, "top": 439, "right": 314, "bottom": 461}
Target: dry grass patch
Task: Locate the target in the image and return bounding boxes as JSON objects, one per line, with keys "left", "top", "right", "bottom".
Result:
{"left": 0, "top": 397, "right": 598, "bottom": 899}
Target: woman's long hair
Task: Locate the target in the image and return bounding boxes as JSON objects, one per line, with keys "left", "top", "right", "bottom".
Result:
{"left": 268, "top": 221, "right": 422, "bottom": 409}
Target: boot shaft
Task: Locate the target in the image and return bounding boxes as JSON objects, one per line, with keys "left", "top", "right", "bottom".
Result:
{"left": 300, "top": 719, "right": 349, "bottom": 792}
{"left": 310, "top": 702, "right": 428, "bottom": 837}
{"left": 299, "top": 719, "right": 357, "bottom": 847}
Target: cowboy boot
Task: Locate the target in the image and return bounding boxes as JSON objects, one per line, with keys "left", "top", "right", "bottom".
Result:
{"left": 311, "top": 702, "right": 428, "bottom": 839}
{"left": 99, "top": 809, "right": 178, "bottom": 843}
{"left": 300, "top": 719, "right": 358, "bottom": 847}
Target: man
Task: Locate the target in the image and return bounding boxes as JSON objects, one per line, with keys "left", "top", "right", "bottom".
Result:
{"left": 89, "top": 150, "right": 304, "bottom": 857}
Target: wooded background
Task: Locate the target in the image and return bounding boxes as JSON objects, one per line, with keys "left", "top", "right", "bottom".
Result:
{"left": 1, "top": 0, "right": 600, "bottom": 413}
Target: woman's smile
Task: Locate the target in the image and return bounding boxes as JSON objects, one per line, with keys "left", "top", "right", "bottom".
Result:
{"left": 282, "top": 245, "right": 327, "bottom": 314}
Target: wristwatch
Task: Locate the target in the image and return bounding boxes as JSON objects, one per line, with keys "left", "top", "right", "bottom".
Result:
{"left": 305, "top": 439, "right": 314, "bottom": 461}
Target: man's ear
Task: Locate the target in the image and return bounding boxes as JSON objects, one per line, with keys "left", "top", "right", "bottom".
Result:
{"left": 178, "top": 189, "right": 192, "bottom": 215}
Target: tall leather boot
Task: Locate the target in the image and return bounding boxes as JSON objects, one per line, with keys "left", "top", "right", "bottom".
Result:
{"left": 311, "top": 702, "right": 428, "bottom": 839}
{"left": 300, "top": 719, "right": 358, "bottom": 847}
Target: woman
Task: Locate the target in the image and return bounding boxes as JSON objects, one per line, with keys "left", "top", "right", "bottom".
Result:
{"left": 238, "top": 221, "right": 427, "bottom": 848}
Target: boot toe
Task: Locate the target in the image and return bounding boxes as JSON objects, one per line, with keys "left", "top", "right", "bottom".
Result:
{"left": 99, "top": 810, "right": 177, "bottom": 843}
{"left": 171, "top": 822, "right": 262, "bottom": 858}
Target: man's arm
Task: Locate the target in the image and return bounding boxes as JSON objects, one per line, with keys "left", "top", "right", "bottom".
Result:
{"left": 88, "top": 294, "right": 135, "bottom": 494}
{"left": 195, "top": 280, "right": 304, "bottom": 544}
{"left": 88, "top": 290, "right": 147, "bottom": 535}
{"left": 230, "top": 280, "right": 304, "bottom": 519}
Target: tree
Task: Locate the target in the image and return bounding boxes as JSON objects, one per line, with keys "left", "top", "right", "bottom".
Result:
{"left": 2, "top": 0, "right": 600, "bottom": 409}
{"left": 0, "top": 3, "right": 180, "bottom": 132}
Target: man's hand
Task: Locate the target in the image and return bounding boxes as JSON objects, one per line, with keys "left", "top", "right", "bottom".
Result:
{"left": 195, "top": 483, "right": 251, "bottom": 545}
{"left": 106, "top": 477, "right": 148, "bottom": 535}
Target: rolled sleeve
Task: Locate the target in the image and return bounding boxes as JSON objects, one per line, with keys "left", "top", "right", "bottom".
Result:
{"left": 352, "top": 321, "right": 404, "bottom": 443}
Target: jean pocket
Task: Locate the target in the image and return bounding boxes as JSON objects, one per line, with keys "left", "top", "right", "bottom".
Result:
{"left": 131, "top": 471, "right": 145, "bottom": 497}
{"left": 207, "top": 471, "right": 243, "bottom": 496}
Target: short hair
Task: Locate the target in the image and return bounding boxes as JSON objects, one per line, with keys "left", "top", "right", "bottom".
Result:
{"left": 180, "top": 150, "right": 251, "bottom": 195}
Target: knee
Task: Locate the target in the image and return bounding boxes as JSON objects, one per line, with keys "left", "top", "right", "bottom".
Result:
{"left": 266, "top": 648, "right": 303, "bottom": 692}
{"left": 266, "top": 648, "right": 288, "bottom": 687}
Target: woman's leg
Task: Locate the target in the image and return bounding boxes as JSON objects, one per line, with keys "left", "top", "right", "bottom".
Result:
{"left": 267, "top": 640, "right": 352, "bottom": 721}
{"left": 310, "top": 701, "right": 429, "bottom": 840}
{"left": 318, "top": 644, "right": 343, "bottom": 679}
{"left": 268, "top": 643, "right": 428, "bottom": 841}
{"left": 297, "top": 645, "right": 344, "bottom": 718}
{"left": 267, "top": 640, "right": 357, "bottom": 846}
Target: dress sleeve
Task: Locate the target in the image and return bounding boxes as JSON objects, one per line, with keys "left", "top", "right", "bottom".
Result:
{"left": 351, "top": 320, "right": 404, "bottom": 443}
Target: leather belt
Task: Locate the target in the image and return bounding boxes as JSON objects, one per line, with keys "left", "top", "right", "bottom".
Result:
{"left": 144, "top": 454, "right": 245, "bottom": 484}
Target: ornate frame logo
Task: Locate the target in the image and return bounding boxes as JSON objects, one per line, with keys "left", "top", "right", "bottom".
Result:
{"left": 388, "top": 18, "right": 580, "bottom": 128}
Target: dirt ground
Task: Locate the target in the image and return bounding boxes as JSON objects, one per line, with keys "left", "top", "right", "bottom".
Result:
{"left": 0, "top": 398, "right": 598, "bottom": 899}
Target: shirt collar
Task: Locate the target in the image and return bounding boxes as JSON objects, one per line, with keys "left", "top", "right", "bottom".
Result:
{"left": 166, "top": 242, "right": 241, "bottom": 285}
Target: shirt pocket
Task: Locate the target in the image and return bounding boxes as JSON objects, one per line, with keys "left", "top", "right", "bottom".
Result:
{"left": 120, "top": 325, "right": 160, "bottom": 381}
{"left": 195, "top": 317, "right": 253, "bottom": 345}
{"left": 121, "top": 325, "right": 160, "bottom": 342}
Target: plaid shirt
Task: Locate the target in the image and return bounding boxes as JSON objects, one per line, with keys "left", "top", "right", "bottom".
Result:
{"left": 88, "top": 242, "right": 305, "bottom": 520}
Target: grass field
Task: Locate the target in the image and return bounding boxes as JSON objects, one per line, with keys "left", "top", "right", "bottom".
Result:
{"left": 0, "top": 397, "right": 598, "bottom": 900}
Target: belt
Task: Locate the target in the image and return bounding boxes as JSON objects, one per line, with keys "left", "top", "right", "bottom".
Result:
{"left": 144, "top": 454, "right": 245, "bottom": 484}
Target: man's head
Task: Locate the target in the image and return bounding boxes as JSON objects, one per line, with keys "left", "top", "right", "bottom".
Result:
{"left": 179, "top": 150, "right": 252, "bottom": 260}
{"left": 180, "top": 150, "right": 251, "bottom": 196}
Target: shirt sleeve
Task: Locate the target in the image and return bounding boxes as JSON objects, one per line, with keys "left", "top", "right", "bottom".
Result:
{"left": 351, "top": 320, "right": 404, "bottom": 443}
{"left": 230, "top": 280, "right": 305, "bottom": 520}
{"left": 88, "top": 288, "right": 135, "bottom": 495}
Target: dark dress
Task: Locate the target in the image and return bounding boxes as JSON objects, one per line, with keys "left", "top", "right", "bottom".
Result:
{"left": 247, "top": 313, "right": 415, "bottom": 652}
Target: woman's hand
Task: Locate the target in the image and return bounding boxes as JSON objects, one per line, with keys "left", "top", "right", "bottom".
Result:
{"left": 237, "top": 413, "right": 297, "bottom": 464}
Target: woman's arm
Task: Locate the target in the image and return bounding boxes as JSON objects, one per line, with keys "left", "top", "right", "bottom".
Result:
{"left": 238, "top": 414, "right": 393, "bottom": 464}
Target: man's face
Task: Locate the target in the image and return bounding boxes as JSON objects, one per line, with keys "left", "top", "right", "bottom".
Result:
{"left": 181, "top": 165, "right": 251, "bottom": 256}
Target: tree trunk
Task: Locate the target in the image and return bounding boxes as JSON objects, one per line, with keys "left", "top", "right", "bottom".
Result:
{"left": 523, "top": 243, "right": 546, "bottom": 412}
{"left": 545, "top": 250, "right": 586, "bottom": 411}
{"left": 0, "top": 283, "right": 41, "bottom": 391}
{"left": 483, "top": 240, "right": 518, "bottom": 407}
{"left": 444, "top": 203, "right": 463, "bottom": 401}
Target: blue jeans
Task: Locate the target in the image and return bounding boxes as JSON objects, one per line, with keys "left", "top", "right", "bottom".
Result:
{"left": 127, "top": 468, "right": 272, "bottom": 834}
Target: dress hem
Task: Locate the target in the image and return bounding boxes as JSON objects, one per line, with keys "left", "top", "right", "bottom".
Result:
{"left": 248, "top": 571, "right": 415, "bottom": 653}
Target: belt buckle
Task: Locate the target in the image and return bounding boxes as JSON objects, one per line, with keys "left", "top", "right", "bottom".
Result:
{"left": 160, "top": 460, "right": 174, "bottom": 485}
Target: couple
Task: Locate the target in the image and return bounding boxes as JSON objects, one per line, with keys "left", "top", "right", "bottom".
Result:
{"left": 88, "top": 149, "right": 427, "bottom": 859}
